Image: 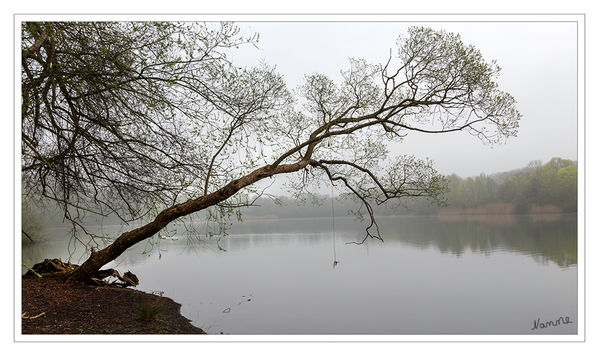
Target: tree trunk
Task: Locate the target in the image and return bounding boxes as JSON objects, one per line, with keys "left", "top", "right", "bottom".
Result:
{"left": 67, "top": 161, "right": 309, "bottom": 282}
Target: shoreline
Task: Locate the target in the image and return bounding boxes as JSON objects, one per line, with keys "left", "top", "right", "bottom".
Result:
{"left": 21, "top": 275, "right": 205, "bottom": 334}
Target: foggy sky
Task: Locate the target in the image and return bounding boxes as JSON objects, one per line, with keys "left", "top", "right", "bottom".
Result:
{"left": 230, "top": 21, "right": 578, "bottom": 182}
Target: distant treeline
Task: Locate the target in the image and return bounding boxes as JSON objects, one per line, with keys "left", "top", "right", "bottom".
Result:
{"left": 403, "top": 157, "right": 577, "bottom": 215}
{"left": 242, "top": 157, "right": 578, "bottom": 218}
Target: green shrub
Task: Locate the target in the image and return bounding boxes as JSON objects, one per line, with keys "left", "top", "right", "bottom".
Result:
{"left": 136, "top": 301, "right": 162, "bottom": 321}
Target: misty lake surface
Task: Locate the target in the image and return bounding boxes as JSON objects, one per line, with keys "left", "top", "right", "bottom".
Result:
{"left": 22, "top": 214, "right": 578, "bottom": 334}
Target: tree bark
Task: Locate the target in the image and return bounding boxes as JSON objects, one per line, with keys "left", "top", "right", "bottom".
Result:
{"left": 67, "top": 160, "right": 309, "bottom": 282}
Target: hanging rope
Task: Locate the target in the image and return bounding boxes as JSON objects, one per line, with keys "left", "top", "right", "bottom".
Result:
{"left": 331, "top": 182, "right": 339, "bottom": 268}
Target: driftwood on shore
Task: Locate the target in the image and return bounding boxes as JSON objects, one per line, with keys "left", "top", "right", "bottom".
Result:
{"left": 24, "top": 258, "right": 75, "bottom": 276}
{"left": 91, "top": 268, "right": 139, "bottom": 287}
{"left": 25, "top": 258, "right": 139, "bottom": 287}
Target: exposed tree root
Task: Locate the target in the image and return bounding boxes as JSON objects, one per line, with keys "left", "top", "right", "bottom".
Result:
{"left": 25, "top": 258, "right": 139, "bottom": 287}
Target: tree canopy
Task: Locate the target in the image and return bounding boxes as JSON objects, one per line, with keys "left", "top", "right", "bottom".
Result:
{"left": 21, "top": 22, "right": 521, "bottom": 281}
{"left": 22, "top": 22, "right": 286, "bottom": 226}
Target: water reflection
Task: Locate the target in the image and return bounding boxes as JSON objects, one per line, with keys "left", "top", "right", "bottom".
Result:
{"left": 23, "top": 214, "right": 577, "bottom": 271}
{"left": 21, "top": 214, "right": 578, "bottom": 334}
{"left": 215, "top": 214, "right": 577, "bottom": 268}
{"left": 377, "top": 214, "right": 577, "bottom": 268}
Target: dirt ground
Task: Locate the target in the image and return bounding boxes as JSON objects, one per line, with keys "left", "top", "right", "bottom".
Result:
{"left": 21, "top": 275, "right": 205, "bottom": 334}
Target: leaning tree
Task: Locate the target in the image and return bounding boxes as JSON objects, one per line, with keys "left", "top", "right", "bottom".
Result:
{"left": 21, "top": 22, "right": 520, "bottom": 282}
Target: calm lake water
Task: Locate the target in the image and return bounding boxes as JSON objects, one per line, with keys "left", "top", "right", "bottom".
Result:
{"left": 22, "top": 214, "right": 578, "bottom": 335}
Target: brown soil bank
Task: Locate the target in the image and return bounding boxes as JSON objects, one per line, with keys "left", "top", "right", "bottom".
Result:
{"left": 21, "top": 275, "right": 205, "bottom": 334}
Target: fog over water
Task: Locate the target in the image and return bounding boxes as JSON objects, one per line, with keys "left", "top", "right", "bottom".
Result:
{"left": 22, "top": 215, "right": 577, "bottom": 334}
